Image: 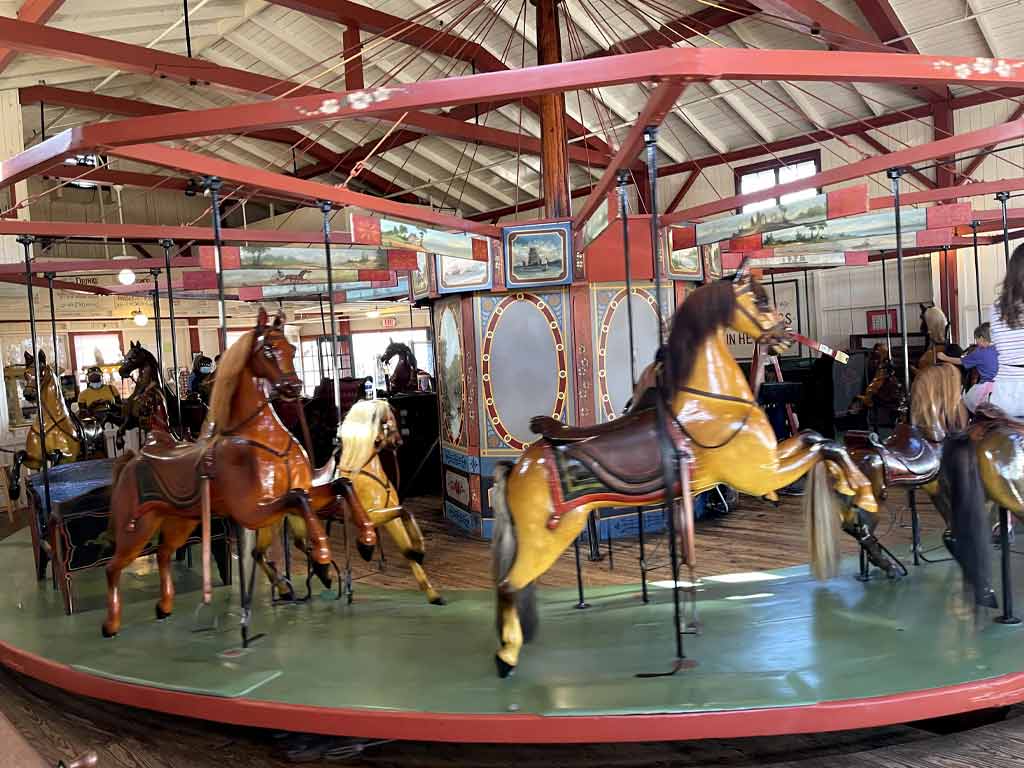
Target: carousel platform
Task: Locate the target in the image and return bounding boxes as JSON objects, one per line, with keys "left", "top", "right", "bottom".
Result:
{"left": 1, "top": 527, "right": 1024, "bottom": 744}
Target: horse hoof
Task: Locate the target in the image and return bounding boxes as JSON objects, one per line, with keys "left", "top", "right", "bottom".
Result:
{"left": 155, "top": 604, "right": 172, "bottom": 621}
{"left": 978, "top": 588, "right": 1000, "bottom": 610}
{"left": 407, "top": 550, "right": 425, "bottom": 565}
{"left": 495, "top": 654, "right": 515, "bottom": 679}
{"left": 311, "top": 562, "right": 333, "bottom": 590}
{"left": 101, "top": 624, "right": 117, "bottom": 638}
{"left": 429, "top": 595, "right": 447, "bottom": 606}
{"left": 357, "top": 542, "right": 375, "bottom": 563}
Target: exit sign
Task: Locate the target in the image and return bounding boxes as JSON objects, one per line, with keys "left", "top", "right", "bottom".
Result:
{"left": 380, "top": 317, "right": 398, "bottom": 329}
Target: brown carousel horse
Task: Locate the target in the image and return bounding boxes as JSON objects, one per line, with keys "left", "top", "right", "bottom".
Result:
{"left": 101, "top": 309, "right": 378, "bottom": 640}
{"left": 8, "top": 350, "right": 106, "bottom": 500}
{"left": 381, "top": 340, "right": 432, "bottom": 393}
{"left": 114, "top": 341, "right": 180, "bottom": 450}
{"left": 493, "top": 264, "right": 888, "bottom": 677}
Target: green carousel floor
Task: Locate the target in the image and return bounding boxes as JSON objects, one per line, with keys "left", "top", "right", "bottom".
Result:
{"left": 2, "top": 527, "right": 1024, "bottom": 742}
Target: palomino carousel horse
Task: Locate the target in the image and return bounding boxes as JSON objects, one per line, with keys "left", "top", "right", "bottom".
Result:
{"left": 8, "top": 351, "right": 107, "bottom": 500}
{"left": 916, "top": 304, "right": 964, "bottom": 374}
{"left": 114, "top": 341, "right": 182, "bottom": 449}
{"left": 381, "top": 340, "right": 431, "bottom": 393}
{"left": 101, "top": 309, "right": 378, "bottom": 641}
{"left": 267, "top": 399, "right": 444, "bottom": 604}
{"left": 493, "top": 265, "right": 888, "bottom": 677}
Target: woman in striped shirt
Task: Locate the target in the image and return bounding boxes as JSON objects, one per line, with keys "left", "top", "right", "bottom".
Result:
{"left": 990, "top": 244, "right": 1024, "bottom": 417}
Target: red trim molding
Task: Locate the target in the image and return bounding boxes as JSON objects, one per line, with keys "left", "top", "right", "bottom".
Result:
{"left": 4, "top": 638, "right": 1024, "bottom": 743}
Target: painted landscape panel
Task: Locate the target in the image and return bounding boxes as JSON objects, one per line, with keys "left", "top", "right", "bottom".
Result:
{"left": 762, "top": 208, "right": 927, "bottom": 248}
{"left": 238, "top": 246, "right": 388, "bottom": 271}
{"left": 436, "top": 254, "right": 492, "bottom": 293}
{"left": 696, "top": 194, "right": 827, "bottom": 246}
{"left": 580, "top": 197, "right": 610, "bottom": 249}
{"left": 379, "top": 218, "right": 486, "bottom": 262}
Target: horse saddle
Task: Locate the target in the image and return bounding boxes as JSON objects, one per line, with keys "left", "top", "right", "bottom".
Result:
{"left": 848, "top": 422, "right": 940, "bottom": 486}
{"left": 968, "top": 403, "right": 1024, "bottom": 439}
{"left": 138, "top": 434, "right": 213, "bottom": 507}
{"left": 541, "top": 408, "right": 683, "bottom": 498}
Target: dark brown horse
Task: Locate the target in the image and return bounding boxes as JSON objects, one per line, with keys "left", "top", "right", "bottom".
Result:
{"left": 102, "top": 309, "right": 378, "bottom": 641}
{"left": 114, "top": 341, "right": 177, "bottom": 449}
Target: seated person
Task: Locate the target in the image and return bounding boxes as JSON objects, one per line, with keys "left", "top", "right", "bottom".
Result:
{"left": 937, "top": 322, "right": 999, "bottom": 412}
{"left": 77, "top": 365, "right": 121, "bottom": 418}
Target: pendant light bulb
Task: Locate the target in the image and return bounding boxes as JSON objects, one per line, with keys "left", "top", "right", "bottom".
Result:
{"left": 118, "top": 268, "right": 136, "bottom": 286}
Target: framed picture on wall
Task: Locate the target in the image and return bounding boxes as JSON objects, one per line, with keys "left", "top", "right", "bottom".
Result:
{"left": 502, "top": 221, "right": 572, "bottom": 288}
{"left": 703, "top": 241, "right": 722, "bottom": 280}
{"left": 666, "top": 227, "right": 705, "bottom": 282}
{"left": 866, "top": 308, "right": 898, "bottom": 335}
{"left": 434, "top": 253, "right": 493, "bottom": 294}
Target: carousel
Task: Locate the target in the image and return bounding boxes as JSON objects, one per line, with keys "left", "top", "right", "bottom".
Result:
{"left": 2, "top": 3, "right": 1024, "bottom": 765}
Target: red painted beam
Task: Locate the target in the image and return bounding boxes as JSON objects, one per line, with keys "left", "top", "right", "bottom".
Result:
{"left": 746, "top": 0, "right": 879, "bottom": 51}
{"left": 587, "top": 3, "right": 758, "bottom": 56}
{"left": 108, "top": 144, "right": 502, "bottom": 238}
{"left": 0, "top": 255, "right": 197, "bottom": 276}
{"left": 41, "top": 164, "right": 193, "bottom": 191}
{"left": 0, "top": 0, "right": 65, "bottom": 75}
{"left": 0, "top": 220, "right": 354, "bottom": 246}
{"left": 868, "top": 176, "right": 1024, "bottom": 208}
{"left": 369, "top": 110, "right": 612, "bottom": 166}
{"left": 933, "top": 100, "right": 956, "bottom": 192}
{"left": 573, "top": 81, "right": 687, "bottom": 231}
{"left": 19, "top": 85, "right": 424, "bottom": 204}
{"left": 342, "top": 25, "right": 364, "bottom": 91}
{"left": 958, "top": 102, "right": 1024, "bottom": 182}
{"left": 857, "top": 132, "right": 936, "bottom": 189}
{"left": 666, "top": 115, "right": 1024, "bottom": 223}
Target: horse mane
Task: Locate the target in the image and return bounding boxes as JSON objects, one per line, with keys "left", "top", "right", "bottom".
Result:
{"left": 923, "top": 305, "right": 948, "bottom": 344}
{"left": 383, "top": 341, "right": 417, "bottom": 373}
{"left": 910, "top": 363, "right": 968, "bottom": 441}
{"left": 203, "top": 330, "right": 256, "bottom": 435}
{"left": 338, "top": 399, "right": 391, "bottom": 473}
{"left": 665, "top": 280, "right": 737, "bottom": 390}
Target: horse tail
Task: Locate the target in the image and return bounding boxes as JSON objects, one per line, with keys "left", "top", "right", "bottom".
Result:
{"left": 804, "top": 461, "right": 842, "bottom": 580}
{"left": 938, "top": 433, "right": 994, "bottom": 607}
{"left": 492, "top": 462, "right": 537, "bottom": 644}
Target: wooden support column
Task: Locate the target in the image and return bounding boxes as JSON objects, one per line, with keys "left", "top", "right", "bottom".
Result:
{"left": 0, "top": 88, "right": 29, "bottom": 264}
{"left": 535, "top": 0, "right": 571, "bottom": 219}
{"left": 343, "top": 25, "right": 364, "bottom": 91}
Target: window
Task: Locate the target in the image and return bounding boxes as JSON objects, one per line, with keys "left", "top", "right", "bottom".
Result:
{"left": 736, "top": 152, "right": 820, "bottom": 214}
{"left": 70, "top": 332, "right": 124, "bottom": 390}
{"left": 351, "top": 330, "right": 433, "bottom": 383}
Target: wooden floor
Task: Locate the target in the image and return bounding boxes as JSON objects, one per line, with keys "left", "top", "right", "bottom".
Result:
{"left": 3, "top": 491, "right": 1024, "bottom": 767}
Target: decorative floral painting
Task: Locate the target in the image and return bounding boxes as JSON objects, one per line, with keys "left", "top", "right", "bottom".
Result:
{"left": 502, "top": 221, "right": 572, "bottom": 288}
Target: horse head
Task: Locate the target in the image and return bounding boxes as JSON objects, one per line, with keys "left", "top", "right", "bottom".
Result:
{"left": 119, "top": 340, "right": 153, "bottom": 381}
{"left": 380, "top": 339, "right": 408, "bottom": 365}
{"left": 730, "top": 258, "right": 790, "bottom": 353}
{"left": 250, "top": 307, "right": 302, "bottom": 401}
{"left": 20, "top": 349, "right": 50, "bottom": 403}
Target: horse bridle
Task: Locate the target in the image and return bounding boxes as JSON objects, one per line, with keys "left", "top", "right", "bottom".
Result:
{"left": 221, "top": 330, "right": 301, "bottom": 435}
{"left": 735, "top": 282, "right": 789, "bottom": 347}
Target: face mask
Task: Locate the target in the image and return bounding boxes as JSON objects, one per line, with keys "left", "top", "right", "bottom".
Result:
{"left": 199, "top": 365, "right": 213, "bottom": 374}
{"left": 88, "top": 380, "right": 104, "bottom": 390}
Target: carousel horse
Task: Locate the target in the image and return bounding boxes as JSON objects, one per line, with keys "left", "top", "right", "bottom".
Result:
{"left": 381, "top": 340, "right": 430, "bottom": 393}
{"left": 114, "top": 341, "right": 184, "bottom": 449}
{"left": 916, "top": 304, "right": 964, "bottom": 374}
{"left": 101, "top": 309, "right": 378, "bottom": 640}
{"left": 849, "top": 344, "right": 905, "bottom": 428}
{"left": 267, "top": 400, "right": 444, "bottom": 604}
{"left": 8, "top": 351, "right": 106, "bottom": 500}
{"left": 493, "top": 265, "right": 888, "bottom": 677}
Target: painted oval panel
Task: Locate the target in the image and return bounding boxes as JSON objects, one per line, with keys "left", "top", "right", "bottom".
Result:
{"left": 437, "top": 306, "right": 464, "bottom": 445}
{"left": 604, "top": 294, "right": 660, "bottom": 419}
{"left": 487, "top": 299, "right": 561, "bottom": 446}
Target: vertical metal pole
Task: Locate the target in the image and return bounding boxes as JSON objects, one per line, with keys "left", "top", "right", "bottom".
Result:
{"left": 20, "top": 237, "right": 52, "bottom": 556}
{"left": 998, "top": 191, "right": 1011, "bottom": 267}
{"left": 887, "top": 168, "right": 911, "bottom": 393}
{"left": 182, "top": 0, "right": 193, "bottom": 58}
{"left": 646, "top": 125, "right": 685, "bottom": 664}
{"left": 997, "top": 507, "right": 1021, "bottom": 625}
{"left": 43, "top": 273, "right": 59, "bottom": 382}
{"left": 644, "top": 127, "right": 665, "bottom": 347}
{"left": 150, "top": 269, "right": 164, "bottom": 380}
{"left": 205, "top": 177, "right": 228, "bottom": 354}
{"left": 159, "top": 239, "right": 182, "bottom": 428}
{"left": 617, "top": 170, "right": 638, "bottom": 387}
{"left": 317, "top": 293, "right": 328, "bottom": 381}
{"left": 319, "top": 202, "right": 344, "bottom": 440}
{"left": 881, "top": 236, "right": 891, "bottom": 352}
{"left": 971, "top": 221, "right": 983, "bottom": 327}
{"left": 573, "top": 536, "right": 589, "bottom": 609}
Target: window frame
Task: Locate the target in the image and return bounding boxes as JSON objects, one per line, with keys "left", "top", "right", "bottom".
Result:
{"left": 734, "top": 150, "right": 822, "bottom": 214}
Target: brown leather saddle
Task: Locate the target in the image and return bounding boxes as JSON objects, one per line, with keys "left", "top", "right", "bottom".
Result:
{"left": 534, "top": 409, "right": 683, "bottom": 498}
{"left": 847, "top": 422, "right": 941, "bottom": 488}
{"left": 137, "top": 434, "right": 213, "bottom": 508}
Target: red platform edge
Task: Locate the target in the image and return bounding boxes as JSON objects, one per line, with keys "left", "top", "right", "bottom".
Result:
{"left": 2, "top": 639, "right": 1024, "bottom": 743}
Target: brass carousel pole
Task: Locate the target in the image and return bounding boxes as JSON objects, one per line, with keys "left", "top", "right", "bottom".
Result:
{"left": 159, "top": 239, "right": 183, "bottom": 429}
{"left": 149, "top": 269, "right": 164, "bottom": 391}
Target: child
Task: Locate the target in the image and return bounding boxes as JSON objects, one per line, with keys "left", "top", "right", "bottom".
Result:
{"left": 937, "top": 323, "right": 999, "bottom": 412}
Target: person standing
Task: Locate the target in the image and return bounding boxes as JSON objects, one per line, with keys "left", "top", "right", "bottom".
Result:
{"left": 989, "top": 244, "right": 1024, "bottom": 418}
